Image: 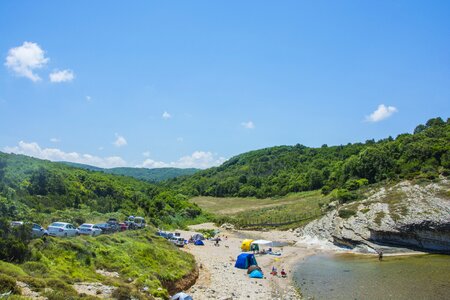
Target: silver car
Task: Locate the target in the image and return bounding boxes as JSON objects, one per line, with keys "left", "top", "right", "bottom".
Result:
{"left": 47, "top": 222, "right": 78, "bottom": 237}
{"left": 32, "top": 223, "right": 48, "bottom": 238}
{"left": 78, "top": 223, "right": 102, "bottom": 236}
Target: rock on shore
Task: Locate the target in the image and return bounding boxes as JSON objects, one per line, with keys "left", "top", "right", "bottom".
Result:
{"left": 296, "top": 180, "right": 450, "bottom": 253}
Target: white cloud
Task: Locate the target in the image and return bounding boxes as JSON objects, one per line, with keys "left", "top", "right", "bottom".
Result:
{"left": 366, "top": 104, "right": 398, "bottom": 122}
{"left": 49, "top": 69, "right": 74, "bottom": 83}
{"left": 86, "top": 96, "right": 92, "bottom": 102}
{"left": 241, "top": 121, "right": 255, "bottom": 129}
{"left": 4, "top": 141, "right": 126, "bottom": 168}
{"left": 142, "top": 151, "right": 151, "bottom": 157}
{"left": 162, "top": 111, "right": 172, "bottom": 119}
{"left": 50, "top": 138, "right": 60, "bottom": 143}
{"left": 138, "top": 151, "right": 226, "bottom": 169}
{"left": 113, "top": 134, "right": 127, "bottom": 147}
{"left": 5, "top": 42, "right": 49, "bottom": 82}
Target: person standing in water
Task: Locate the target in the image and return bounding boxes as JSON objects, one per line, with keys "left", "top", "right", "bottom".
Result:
{"left": 378, "top": 250, "right": 383, "bottom": 261}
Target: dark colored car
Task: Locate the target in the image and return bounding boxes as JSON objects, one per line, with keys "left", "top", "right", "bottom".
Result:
{"left": 118, "top": 223, "right": 128, "bottom": 231}
{"left": 106, "top": 218, "right": 120, "bottom": 232}
{"left": 95, "top": 223, "right": 114, "bottom": 234}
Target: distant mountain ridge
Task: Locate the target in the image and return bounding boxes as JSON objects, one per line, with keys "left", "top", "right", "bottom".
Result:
{"left": 60, "top": 161, "right": 199, "bottom": 182}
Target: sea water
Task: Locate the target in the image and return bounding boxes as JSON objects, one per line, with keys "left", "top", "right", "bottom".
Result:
{"left": 293, "top": 253, "right": 450, "bottom": 300}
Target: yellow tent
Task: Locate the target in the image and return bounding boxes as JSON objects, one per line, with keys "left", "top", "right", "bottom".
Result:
{"left": 241, "top": 239, "right": 254, "bottom": 251}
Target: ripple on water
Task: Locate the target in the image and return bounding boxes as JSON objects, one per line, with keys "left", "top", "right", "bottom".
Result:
{"left": 293, "top": 253, "right": 450, "bottom": 300}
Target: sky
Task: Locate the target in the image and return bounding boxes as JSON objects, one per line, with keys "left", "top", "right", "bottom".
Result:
{"left": 1, "top": 1, "right": 449, "bottom": 169}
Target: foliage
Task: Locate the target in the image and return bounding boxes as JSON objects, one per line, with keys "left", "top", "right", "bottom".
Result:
{"left": 0, "top": 218, "right": 31, "bottom": 263}
{"left": 61, "top": 162, "right": 199, "bottom": 183}
{"left": 0, "top": 153, "right": 202, "bottom": 228}
{"left": 0, "top": 273, "right": 21, "bottom": 294}
{"left": 0, "top": 229, "right": 195, "bottom": 298}
{"left": 168, "top": 117, "right": 449, "bottom": 198}
{"left": 338, "top": 209, "right": 357, "bottom": 219}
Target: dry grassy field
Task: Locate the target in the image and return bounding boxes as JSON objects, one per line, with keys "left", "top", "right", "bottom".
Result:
{"left": 190, "top": 191, "right": 331, "bottom": 228}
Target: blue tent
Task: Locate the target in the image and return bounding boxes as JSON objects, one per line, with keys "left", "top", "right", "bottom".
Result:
{"left": 194, "top": 239, "right": 205, "bottom": 246}
{"left": 249, "top": 269, "right": 264, "bottom": 278}
{"left": 234, "top": 253, "right": 257, "bottom": 269}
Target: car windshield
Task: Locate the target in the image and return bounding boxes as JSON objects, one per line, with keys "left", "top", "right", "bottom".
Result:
{"left": 50, "top": 222, "right": 65, "bottom": 227}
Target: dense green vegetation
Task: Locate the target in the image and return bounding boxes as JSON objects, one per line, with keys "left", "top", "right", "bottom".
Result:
{"left": 0, "top": 153, "right": 202, "bottom": 228}
{"left": 0, "top": 154, "right": 201, "bottom": 298}
{"left": 61, "top": 162, "right": 199, "bottom": 183}
{"left": 0, "top": 229, "right": 196, "bottom": 299}
{"left": 169, "top": 117, "right": 450, "bottom": 199}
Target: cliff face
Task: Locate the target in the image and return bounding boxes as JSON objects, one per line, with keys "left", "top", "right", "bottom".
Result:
{"left": 296, "top": 179, "right": 450, "bottom": 253}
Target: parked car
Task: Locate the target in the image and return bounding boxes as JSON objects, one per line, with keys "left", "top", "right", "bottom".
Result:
{"left": 95, "top": 223, "right": 114, "bottom": 234}
{"left": 125, "top": 216, "right": 146, "bottom": 229}
{"left": 31, "top": 223, "right": 48, "bottom": 238}
{"left": 170, "top": 237, "right": 185, "bottom": 247}
{"left": 118, "top": 223, "right": 128, "bottom": 231}
{"left": 47, "top": 222, "right": 78, "bottom": 237}
{"left": 10, "top": 221, "right": 24, "bottom": 227}
{"left": 107, "top": 218, "right": 120, "bottom": 232}
{"left": 78, "top": 223, "right": 102, "bottom": 236}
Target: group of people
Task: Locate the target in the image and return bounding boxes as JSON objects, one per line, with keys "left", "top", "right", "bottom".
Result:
{"left": 270, "top": 266, "right": 287, "bottom": 278}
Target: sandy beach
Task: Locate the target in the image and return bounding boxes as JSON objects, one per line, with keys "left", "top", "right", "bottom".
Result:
{"left": 177, "top": 223, "right": 318, "bottom": 300}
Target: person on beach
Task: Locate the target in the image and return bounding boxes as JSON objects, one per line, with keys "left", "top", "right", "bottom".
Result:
{"left": 281, "top": 268, "right": 287, "bottom": 278}
{"left": 378, "top": 250, "right": 383, "bottom": 261}
{"left": 270, "top": 266, "right": 277, "bottom": 275}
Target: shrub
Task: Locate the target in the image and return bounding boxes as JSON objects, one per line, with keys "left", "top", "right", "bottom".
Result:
{"left": 338, "top": 209, "right": 357, "bottom": 219}
{"left": 0, "top": 274, "right": 21, "bottom": 294}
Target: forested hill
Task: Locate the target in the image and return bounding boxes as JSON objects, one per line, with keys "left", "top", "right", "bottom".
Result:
{"left": 61, "top": 162, "right": 199, "bottom": 182}
{"left": 169, "top": 117, "right": 450, "bottom": 198}
{"left": 0, "top": 153, "right": 201, "bottom": 227}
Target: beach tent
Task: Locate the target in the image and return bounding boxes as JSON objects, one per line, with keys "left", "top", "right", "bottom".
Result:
{"left": 249, "top": 269, "right": 264, "bottom": 279}
{"left": 241, "top": 239, "right": 254, "bottom": 251}
{"left": 251, "top": 240, "right": 273, "bottom": 246}
{"left": 247, "top": 265, "right": 262, "bottom": 274}
{"left": 234, "top": 253, "right": 257, "bottom": 269}
{"left": 194, "top": 239, "right": 205, "bottom": 246}
{"left": 171, "top": 292, "right": 193, "bottom": 300}
{"left": 191, "top": 233, "right": 205, "bottom": 241}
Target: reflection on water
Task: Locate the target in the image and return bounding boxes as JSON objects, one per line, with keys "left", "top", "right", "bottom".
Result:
{"left": 293, "top": 253, "right": 450, "bottom": 300}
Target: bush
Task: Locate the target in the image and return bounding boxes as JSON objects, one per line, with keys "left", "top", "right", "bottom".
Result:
{"left": 338, "top": 209, "right": 357, "bottom": 219}
{"left": 0, "top": 274, "right": 21, "bottom": 294}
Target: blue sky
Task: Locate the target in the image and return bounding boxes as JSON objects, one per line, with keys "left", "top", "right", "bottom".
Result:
{"left": 1, "top": 1, "right": 449, "bottom": 168}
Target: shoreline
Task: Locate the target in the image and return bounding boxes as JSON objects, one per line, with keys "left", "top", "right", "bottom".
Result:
{"left": 178, "top": 224, "right": 319, "bottom": 299}
{"left": 177, "top": 223, "right": 437, "bottom": 299}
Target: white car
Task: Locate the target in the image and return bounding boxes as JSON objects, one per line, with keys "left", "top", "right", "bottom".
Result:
{"left": 47, "top": 222, "right": 78, "bottom": 237}
{"left": 78, "top": 223, "right": 102, "bottom": 236}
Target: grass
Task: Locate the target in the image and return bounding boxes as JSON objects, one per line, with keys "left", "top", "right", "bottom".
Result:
{"left": 191, "top": 190, "right": 331, "bottom": 228}
{"left": 0, "top": 229, "right": 196, "bottom": 299}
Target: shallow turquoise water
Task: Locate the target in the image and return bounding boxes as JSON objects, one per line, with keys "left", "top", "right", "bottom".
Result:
{"left": 293, "top": 253, "right": 450, "bottom": 300}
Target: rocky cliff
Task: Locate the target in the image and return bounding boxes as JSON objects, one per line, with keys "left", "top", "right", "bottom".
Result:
{"left": 295, "top": 179, "right": 450, "bottom": 253}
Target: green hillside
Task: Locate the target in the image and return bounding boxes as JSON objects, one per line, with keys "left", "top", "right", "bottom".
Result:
{"left": 61, "top": 162, "right": 199, "bottom": 182}
{"left": 169, "top": 117, "right": 450, "bottom": 199}
{"left": 0, "top": 154, "right": 202, "bottom": 228}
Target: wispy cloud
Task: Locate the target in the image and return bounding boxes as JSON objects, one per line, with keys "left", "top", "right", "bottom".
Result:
{"left": 113, "top": 134, "right": 127, "bottom": 147}
{"left": 86, "top": 96, "right": 92, "bottom": 102}
{"left": 4, "top": 42, "right": 49, "bottom": 82}
{"left": 49, "top": 69, "right": 75, "bottom": 83}
{"left": 366, "top": 104, "right": 398, "bottom": 122}
{"left": 241, "top": 121, "right": 255, "bottom": 129}
{"left": 142, "top": 151, "right": 151, "bottom": 157}
{"left": 138, "top": 151, "right": 226, "bottom": 169}
{"left": 4, "top": 141, "right": 126, "bottom": 168}
{"left": 162, "top": 111, "right": 172, "bottom": 119}
{"left": 50, "top": 138, "right": 60, "bottom": 143}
